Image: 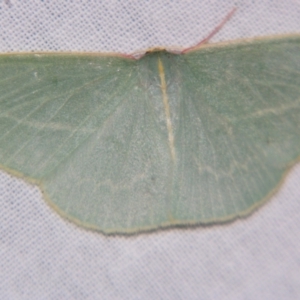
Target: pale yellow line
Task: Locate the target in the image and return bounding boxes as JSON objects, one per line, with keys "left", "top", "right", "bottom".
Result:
{"left": 158, "top": 58, "right": 176, "bottom": 162}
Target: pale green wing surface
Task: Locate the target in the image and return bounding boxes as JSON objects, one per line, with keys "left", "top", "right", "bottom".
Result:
{"left": 0, "top": 36, "right": 299, "bottom": 233}
{"left": 172, "top": 37, "right": 300, "bottom": 222}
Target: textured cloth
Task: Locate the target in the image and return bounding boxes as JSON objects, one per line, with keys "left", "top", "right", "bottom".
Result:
{"left": 0, "top": 1, "right": 300, "bottom": 299}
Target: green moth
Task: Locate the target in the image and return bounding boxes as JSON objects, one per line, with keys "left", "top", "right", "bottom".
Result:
{"left": 0, "top": 34, "right": 299, "bottom": 234}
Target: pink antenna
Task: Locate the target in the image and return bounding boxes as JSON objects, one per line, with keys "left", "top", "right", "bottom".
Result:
{"left": 181, "top": 7, "right": 237, "bottom": 54}
{"left": 124, "top": 7, "right": 237, "bottom": 60}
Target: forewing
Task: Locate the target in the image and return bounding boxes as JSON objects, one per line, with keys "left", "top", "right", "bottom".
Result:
{"left": 173, "top": 37, "right": 300, "bottom": 222}
{"left": 0, "top": 54, "right": 173, "bottom": 232}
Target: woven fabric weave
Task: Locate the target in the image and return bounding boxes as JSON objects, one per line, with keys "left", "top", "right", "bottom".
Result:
{"left": 0, "top": 1, "right": 300, "bottom": 299}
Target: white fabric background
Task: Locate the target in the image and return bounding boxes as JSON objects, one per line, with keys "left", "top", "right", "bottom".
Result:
{"left": 0, "top": 0, "right": 300, "bottom": 299}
